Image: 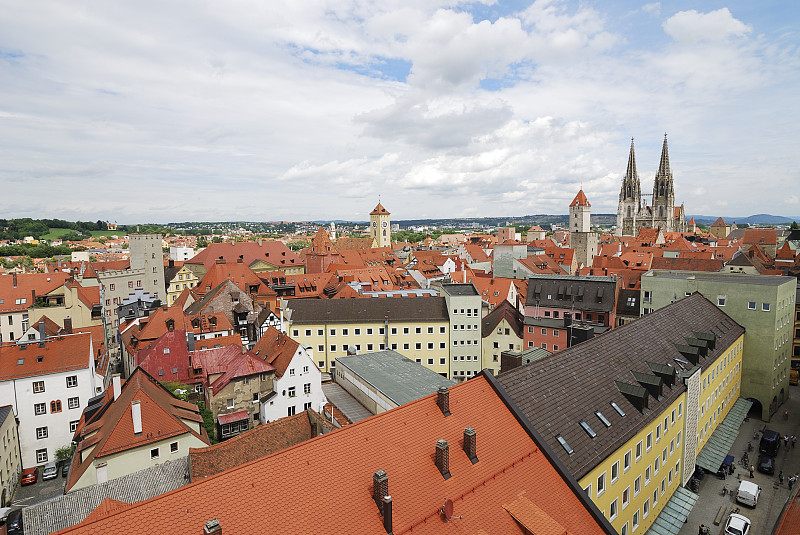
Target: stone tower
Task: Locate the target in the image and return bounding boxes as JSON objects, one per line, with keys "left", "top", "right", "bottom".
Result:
{"left": 615, "top": 138, "right": 640, "bottom": 237}
{"left": 568, "top": 190, "right": 598, "bottom": 270}
{"left": 651, "top": 134, "right": 675, "bottom": 231}
{"left": 370, "top": 202, "right": 391, "bottom": 248}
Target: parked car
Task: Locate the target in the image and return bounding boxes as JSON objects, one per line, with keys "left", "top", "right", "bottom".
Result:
{"left": 6, "top": 508, "right": 23, "bottom": 535}
{"left": 42, "top": 461, "right": 59, "bottom": 480}
{"left": 723, "top": 513, "right": 751, "bottom": 535}
{"left": 757, "top": 454, "right": 775, "bottom": 475}
{"left": 20, "top": 466, "right": 37, "bottom": 485}
{"left": 62, "top": 461, "right": 70, "bottom": 478}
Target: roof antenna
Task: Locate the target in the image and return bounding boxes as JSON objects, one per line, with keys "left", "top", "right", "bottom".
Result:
{"left": 441, "top": 498, "right": 462, "bottom": 522}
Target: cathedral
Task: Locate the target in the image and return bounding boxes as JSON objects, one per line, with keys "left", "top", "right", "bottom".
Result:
{"left": 615, "top": 135, "right": 687, "bottom": 236}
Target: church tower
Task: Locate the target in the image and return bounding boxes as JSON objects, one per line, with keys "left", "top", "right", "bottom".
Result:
{"left": 569, "top": 189, "right": 598, "bottom": 270}
{"left": 651, "top": 134, "right": 675, "bottom": 231}
{"left": 369, "top": 202, "right": 391, "bottom": 248}
{"left": 615, "top": 139, "right": 641, "bottom": 236}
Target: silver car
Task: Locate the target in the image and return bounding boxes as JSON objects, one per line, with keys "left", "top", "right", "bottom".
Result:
{"left": 42, "top": 461, "right": 58, "bottom": 480}
{"left": 723, "top": 513, "right": 751, "bottom": 535}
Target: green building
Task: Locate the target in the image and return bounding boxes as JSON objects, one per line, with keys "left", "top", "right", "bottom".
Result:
{"left": 640, "top": 270, "right": 796, "bottom": 420}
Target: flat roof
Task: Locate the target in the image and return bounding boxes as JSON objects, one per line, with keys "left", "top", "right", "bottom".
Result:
{"left": 336, "top": 350, "right": 454, "bottom": 406}
{"left": 440, "top": 283, "right": 479, "bottom": 296}
{"left": 644, "top": 270, "right": 795, "bottom": 287}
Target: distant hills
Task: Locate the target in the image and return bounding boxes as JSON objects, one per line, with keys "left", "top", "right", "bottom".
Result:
{"left": 689, "top": 214, "right": 799, "bottom": 225}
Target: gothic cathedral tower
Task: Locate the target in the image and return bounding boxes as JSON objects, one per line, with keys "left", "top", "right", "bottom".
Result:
{"left": 651, "top": 134, "right": 675, "bottom": 231}
{"left": 615, "top": 138, "right": 640, "bottom": 236}
{"left": 370, "top": 202, "right": 391, "bottom": 248}
{"left": 568, "top": 190, "right": 598, "bottom": 270}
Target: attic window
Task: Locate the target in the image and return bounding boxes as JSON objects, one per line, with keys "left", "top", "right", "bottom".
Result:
{"left": 159, "top": 370, "right": 164, "bottom": 376}
{"left": 596, "top": 411, "right": 612, "bottom": 427}
{"left": 163, "top": 348, "right": 170, "bottom": 354}
{"left": 17, "top": 358, "right": 23, "bottom": 365}
{"left": 37, "top": 356, "right": 43, "bottom": 363}
{"left": 556, "top": 435, "right": 574, "bottom": 454}
{"left": 172, "top": 367, "right": 178, "bottom": 374}
{"left": 580, "top": 421, "right": 597, "bottom": 438}
{"left": 611, "top": 401, "right": 626, "bottom": 417}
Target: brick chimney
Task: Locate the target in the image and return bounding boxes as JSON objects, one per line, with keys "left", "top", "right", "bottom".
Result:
{"left": 463, "top": 427, "right": 478, "bottom": 464}
{"left": 12, "top": 273, "right": 17, "bottom": 288}
{"left": 435, "top": 439, "right": 451, "bottom": 479}
{"left": 64, "top": 316, "right": 73, "bottom": 334}
{"left": 373, "top": 470, "right": 389, "bottom": 513}
{"left": 203, "top": 519, "right": 222, "bottom": 534}
{"left": 436, "top": 386, "right": 450, "bottom": 417}
{"left": 382, "top": 496, "right": 393, "bottom": 534}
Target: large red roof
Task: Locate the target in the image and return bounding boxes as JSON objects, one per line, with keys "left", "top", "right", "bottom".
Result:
{"left": 569, "top": 189, "right": 590, "bottom": 207}
{"left": 0, "top": 272, "right": 69, "bottom": 314}
{"left": 187, "top": 241, "right": 300, "bottom": 269}
{"left": 0, "top": 332, "right": 92, "bottom": 381}
{"left": 57, "top": 375, "right": 612, "bottom": 535}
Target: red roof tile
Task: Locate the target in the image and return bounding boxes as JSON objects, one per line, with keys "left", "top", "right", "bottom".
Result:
{"left": 569, "top": 189, "right": 590, "bottom": 207}
{"left": 187, "top": 241, "right": 301, "bottom": 270}
{"left": 0, "top": 332, "right": 92, "bottom": 381}
{"left": 0, "top": 272, "right": 69, "bottom": 313}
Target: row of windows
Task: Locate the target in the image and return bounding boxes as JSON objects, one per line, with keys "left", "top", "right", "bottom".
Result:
{"left": 453, "top": 308, "right": 479, "bottom": 316}
{"left": 528, "top": 341, "right": 560, "bottom": 351}
{"left": 527, "top": 327, "right": 562, "bottom": 336}
{"left": 32, "top": 376, "right": 78, "bottom": 393}
{"left": 36, "top": 421, "right": 80, "bottom": 439}
{"left": 34, "top": 397, "right": 80, "bottom": 414}
{"left": 294, "top": 326, "right": 447, "bottom": 337}
{"left": 150, "top": 441, "right": 180, "bottom": 459}
{"left": 716, "top": 296, "right": 771, "bottom": 311}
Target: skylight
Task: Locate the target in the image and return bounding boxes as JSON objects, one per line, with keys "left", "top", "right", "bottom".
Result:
{"left": 595, "top": 411, "right": 612, "bottom": 427}
{"left": 611, "top": 401, "right": 626, "bottom": 417}
{"left": 580, "top": 421, "right": 597, "bottom": 438}
{"left": 556, "top": 434, "right": 574, "bottom": 454}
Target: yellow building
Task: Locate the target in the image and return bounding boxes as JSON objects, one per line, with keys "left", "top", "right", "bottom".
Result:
{"left": 285, "top": 297, "right": 449, "bottom": 376}
{"left": 479, "top": 300, "right": 524, "bottom": 375}
{"left": 369, "top": 202, "right": 391, "bottom": 249}
{"left": 497, "top": 293, "right": 747, "bottom": 535}
{"left": 165, "top": 264, "right": 199, "bottom": 305}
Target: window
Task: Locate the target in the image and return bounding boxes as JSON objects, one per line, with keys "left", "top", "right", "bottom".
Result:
{"left": 717, "top": 297, "right": 726, "bottom": 306}
{"left": 611, "top": 401, "right": 626, "bottom": 416}
{"left": 415, "top": 343, "right": 421, "bottom": 350}
{"left": 763, "top": 303, "right": 771, "bottom": 312}
{"left": 170, "top": 441, "right": 179, "bottom": 453}
{"left": 330, "top": 345, "right": 337, "bottom": 352}
{"left": 427, "top": 342, "right": 434, "bottom": 350}
{"left": 634, "top": 475, "right": 641, "bottom": 496}
{"left": 580, "top": 421, "right": 597, "bottom": 438}
{"left": 632, "top": 510, "right": 639, "bottom": 531}
{"left": 636, "top": 440, "right": 642, "bottom": 460}
{"left": 556, "top": 435, "right": 573, "bottom": 454}
{"left": 427, "top": 358, "right": 434, "bottom": 365}
{"left": 303, "top": 383, "right": 311, "bottom": 394}
{"left": 645, "top": 466, "right": 651, "bottom": 484}
{"left": 50, "top": 400, "right": 62, "bottom": 413}
{"left": 226, "top": 399, "right": 234, "bottom": 409}
{"left": 620, "top": 523, "right": 628, "bottom": 535}
{"left": 609, "top": 498, "right": 618, "bottom": 520}
{"left": 330, "top": 328, "right": 336, "bottom": 336}
{"left": 288, "top": 387, "right": 296, "bottom": 397}
{"left": 655, "top": 423, "right": 661, "bottom": 442}
{"left": 253, "top": 393, "right": 259, "bottom": 402}
{"left": 287, "top": 405, "right": 296, "bottom": 416}
{"left": 66, "top": 375, "right": 78, "bottom": 388}
{"left": 622, "top": 486, "right": 630, "bottom": 508}
{"left": 653, "top": 489, "right": 658, "bottom": 505}
{"left": 70, "top": 420, "right": 79, "bottom": 432}
{"left": 643, "top": 498, "right": 649, "bottom": 518}
{"left": 342, "top": 328, "right": 348, "bottom": 336}
{"left": 748, "top": 301, "right": 756, "bottom": 310}
{"left": 33, "top": 381, "right": 45, "bottom": 393}
{"left": 36, "top": 426, "right": 48, "bottom": 439}
{"left": 34, "top": 403, "right": 46, "bottom": 415}
{"left": 415, "top": 327, "right": 421, "bottom": 334}
{"left": 109, "top": 283, "right": 115, "bottom": 291}
{"left": 624, "top": 450, "right": 632, "bottom": 471}
{"left": 440, "top": 326, "right": 446, "bottom": 334}
{"left": 611, "top": 461, "right": 619, "bottom": 483}
{"left": 36, "top": 448, "right": 48, "bottom": 463}
{"left": 646, "top": 432, "right": 653, "bottom": 451}
{"left": 150, "top": 447, "right": 159, "bottom": 459}
{"left": 289, "top": 368, "right": 295, "bottom": 376}
{"left": 541, "top": 328, "right": 547, "bottom": 335}
{"left": 403, "top": 327, "right": 409, "bottom": 334}
{"left": 597, "top": 473, "right": 606, "bottom": 496}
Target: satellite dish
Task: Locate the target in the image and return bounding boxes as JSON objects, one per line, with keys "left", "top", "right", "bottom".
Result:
{"left": 444, "top": 499, "right": 454, "bottom": 518}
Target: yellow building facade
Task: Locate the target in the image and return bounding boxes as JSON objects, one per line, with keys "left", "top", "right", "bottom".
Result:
{"left": 166, "top": 265, "right": 199, "bottom": 305}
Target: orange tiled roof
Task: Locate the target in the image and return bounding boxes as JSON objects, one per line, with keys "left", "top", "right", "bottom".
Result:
{"left": 0, "top": 332, "right": 92, "bottom": 381}
{"left": 0, "top": 272, "right": 70, "bottom": 313}
{"left": 187, "top": 241, "right": 301, "bottom": 270}
{"left": 370, "top": 202, "right": 390, "bottom": 215}
{"left": 743, "top": 228, "right": 777, "bottom": 246}
{"left": 194, "top": 334, "right": 242, "bottom": 350}
{"left": 58, "top": 375, "right": 612, "bottom": 535}
{"left": 569, "top": 189, "right": 590, "bottom": 207}
{"left": 251, "top": 327, "right": 299, "bottom": 377}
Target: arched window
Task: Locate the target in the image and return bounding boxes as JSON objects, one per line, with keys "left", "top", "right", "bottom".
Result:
{"left": 627, "top": 206, "right": 632, "bottom": 218}
{"left": 51, "top": 400, "right": 62, "bottom": 413}
{"left": 660, "top": 184, "right": 665, "bottom": 197}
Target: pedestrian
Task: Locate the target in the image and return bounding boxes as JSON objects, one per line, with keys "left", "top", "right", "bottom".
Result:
{"left": 792, "top": 435, "right": 797, "bottom": 448}
{"left": 784, "top": 409, "right": 789, "bottom": 420}
{"left": 780, "top": 471, "right": 784, "bottom": 484}
{"left": 790, "top": 477, "right": 795, "bottom": 491}
{"left": 699, "top": 524, "right": 707, "bottom": 535}
{"left": 785, "top": 435, "right": 790, "bottom": 447}
{"left": 750, "top": 465, "right": 755, "bottom": 478}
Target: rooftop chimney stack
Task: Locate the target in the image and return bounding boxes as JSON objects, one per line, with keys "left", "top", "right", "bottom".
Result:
{"left": 188, "top": 332, "right": 195, "bottom": 352}
{"left": 435, "top": 439, "right": 451, "bottom": 479}
{"left": 463, "top": 427, "right": 478, "bottom": 464}
{"left": 113, "top": 376, "right": 122, "bottom": 401}
{"left": 131, "top": 400, "right": 142, "bottom": 434}
{"left": 373, "top": 470, "right": 389, "bottom": 514}
{"left": 382, "top": 496, "right": 393, "bottom": 534}
{"left": 436, "top": 387, "right": 451, "bottom": 417}
{"left": 12, "top": 274, "right": 17, "bottom": 288}
{"left": 38, "top": 321, "right": 46, "bottom": 340}
{"left": 203, "top": 519, "right": 222, "bottom": 534}
{"left": 64, "top": 316, "right": 73, "bottom": 334}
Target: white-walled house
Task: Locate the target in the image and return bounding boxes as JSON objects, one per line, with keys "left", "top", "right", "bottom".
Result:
{"left": 0, "top": 333, "right": 98, "bottom": 468}
{"left": 252, "top": 328, "right": 326, "bottom": 423}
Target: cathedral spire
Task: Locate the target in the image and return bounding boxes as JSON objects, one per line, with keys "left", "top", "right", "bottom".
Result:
{"left": 657, "top": 133, "right": 671, "bottom": 178}
{"left": 626, "top": 137, "right": 637, "bottom": 182}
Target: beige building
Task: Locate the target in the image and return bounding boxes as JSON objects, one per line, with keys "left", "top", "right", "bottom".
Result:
{"left": 0, "top": 406, "right": 21, "bottom": 506}
{"left": 28, "top": 280, "right": 103, "bottom": 330}
{"left": 480, "top": 300, "right": 524, "bottom": 376}
{"left": 369, "top": 202, "right": 391, "bottom": 248}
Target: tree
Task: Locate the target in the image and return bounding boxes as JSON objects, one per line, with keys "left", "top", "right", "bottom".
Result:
{"left": 791, "top": 221, "right": 799, "bottom": 230}
{"left": 55, "top": 443, "right": 76, "bottom": 462}
{"left": 287, "top": 240, "right": 309, "bottom": 251}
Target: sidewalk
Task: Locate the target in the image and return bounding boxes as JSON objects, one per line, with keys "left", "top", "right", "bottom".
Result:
{"left": 678, "top": 385, "right": 800, "bottom": 535}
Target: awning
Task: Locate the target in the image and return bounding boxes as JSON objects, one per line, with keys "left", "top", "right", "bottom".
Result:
{"left": 645, "top": 486, "right": 699, "bottom": 535}
{"left": 695, "top": 398, "right": 753, "bottom": 473}
{"left": 217, "top": 410, "right": 249, "bottom": 425}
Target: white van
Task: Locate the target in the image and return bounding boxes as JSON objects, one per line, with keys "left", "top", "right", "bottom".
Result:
{"left": 735, "top": 480, "right": 761, "bottom": 507}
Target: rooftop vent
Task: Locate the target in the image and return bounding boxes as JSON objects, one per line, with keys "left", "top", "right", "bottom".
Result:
{"left": 673, "top": 344, "right": 700, "bottom": 365}
{"left": 435, "top": 439, "right": 451, "bottom": 479}
{"left": 693, "top": 331, "right": 717, "bottom": 351}
{"left": 632, "top": 371, "right": 663, "bottom": 400}
{"left": 203, "top": 518, "right": 222, "bottom": 534}
{"left": 685, "top": 337, "right": 709, "bottom": 357}
{"left": 615, "top": 381, "right": 649, "bottom": 413}
{"left": 646, "top": 361, "right": 677, "bottom": 388}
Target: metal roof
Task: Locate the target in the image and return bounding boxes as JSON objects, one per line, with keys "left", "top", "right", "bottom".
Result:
{"left": 645, "top": 486, "right": 699, "bottom": 535}
{"left": 695, "top": 398, "right": 753, "bottom": 473}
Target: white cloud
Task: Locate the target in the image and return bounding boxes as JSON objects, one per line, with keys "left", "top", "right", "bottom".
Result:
{"left": 662, "top": 8, "right": 751, "bottom": 45}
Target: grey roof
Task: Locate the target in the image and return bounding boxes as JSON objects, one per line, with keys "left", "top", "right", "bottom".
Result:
{"left": 439, "top": 283, "right": 479, "bottom": 296}
{"left": 23, "top": 456, "right": 190, "bottom": 535}
{"left": 525, "top": 275, "right": 618, "bottom": 312}
{"left": 644, "top": 270, "right": 794, "bottom": 287}
{"left": 0, "top": 405, "right": 13, "bottom": 427}
{"left": 287, "top": 296, "right": 449, "bottom": 324}
{"left": 320, "top": 382, "right": 373, "bottom": 423}
{"left": 501, "top": 346, "right": 552, "bottom": 365}
{"left": 496, "top": 293, "right": 744, "bottom": 480}
{"left": 336, "top": 350, "right": 454, "bottom": 406}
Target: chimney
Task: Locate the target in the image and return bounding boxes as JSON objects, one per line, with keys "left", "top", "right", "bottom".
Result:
{"left": 435, "top": 439, "right": 451, "bottom": 479}
{"left": 12, "top": 273, "right": 17, "bottom": 288}
{"left": 563, "top": 312, "right": 572, "bottom": 328}
{"left": 31, "top": 289, "right": 36, "bottom": 304}
{"left": 382, "top": 496, "right": 393, "bottom": 534}
{"left": 166, "top": 318, "right": 175, "bottom": 332}
{"left": 237, "top": 255, "right": 244, "bottom": 263}
{"left": 188, "top": 332, "right": 195, "bottom": 352}
{"left": 113, "top": 376, "right": 122, "bottom": 401}
{"left": 64, "top": 316, "right": 72, "bottom": 334}
{"left": 168, "top": 259, "right": 174, "bottom": 268}
{"left": 131, "top": 400, "right": 142, "bottom": 434}
{"left": 38, "top": 321, "right": 46, "bottom": 340}
{"left": 463, "top": 427, "right": 478, "bottom": 464}
{"left": 372, "top": 470, "right": 389, "bottom": 513}
{"left": 436, "top": 386, "right": 450, "bottom": 417}
{"left": 203, "top": 519, "right": 222, "bottom": 534}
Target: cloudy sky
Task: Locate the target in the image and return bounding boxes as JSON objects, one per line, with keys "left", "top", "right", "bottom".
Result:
{"left": 1, "top": 1, "right": 799, "bottom": 224}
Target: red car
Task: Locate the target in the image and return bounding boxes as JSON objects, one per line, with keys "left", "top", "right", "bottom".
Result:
{"left": 20, "top": 467, "right": 37, "bottom": 486}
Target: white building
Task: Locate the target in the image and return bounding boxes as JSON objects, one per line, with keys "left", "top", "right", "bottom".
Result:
{"left": 169, "top": 246, "right": 195, "bottom": 262}
{"left": 252, "top": 328, "right": 326, "bottom": 423}
{"left": 0, "top": 333, "right": 98, "bottom": 468}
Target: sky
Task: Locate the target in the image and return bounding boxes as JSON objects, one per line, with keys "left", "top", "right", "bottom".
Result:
{"left": 1, "top": 0, "right": 799, "bottom": 224}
